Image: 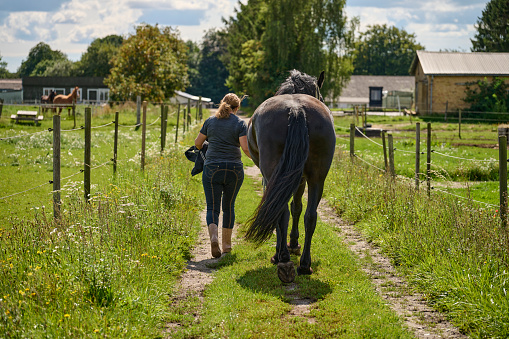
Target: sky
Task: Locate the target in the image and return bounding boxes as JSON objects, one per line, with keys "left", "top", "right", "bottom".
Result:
{"left": 0, "top": 0, "right": 489, "bottom": 73}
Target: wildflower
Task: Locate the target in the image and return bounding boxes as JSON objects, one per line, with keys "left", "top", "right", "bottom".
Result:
{"left": 94, "top": 329, "right": 99, "bottom": 333}
{"left": 19, "top": 290, "right": 25, "bottom": 296}
{"left": 64, "top": 314, "right": 70, "bottom": 318}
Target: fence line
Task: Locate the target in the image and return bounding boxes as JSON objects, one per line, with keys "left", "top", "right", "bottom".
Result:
{"left": 348, "top": 123, "right": 507, "bottom": 223}
{"left": 431, "top": 150, "right": 494, "bottom": 162}
{"left": 0, "top": 103, "right": 203, "bottom": 208}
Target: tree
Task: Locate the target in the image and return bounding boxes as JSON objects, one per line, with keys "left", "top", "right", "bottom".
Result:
{"left": 186, "top": 40, "right": 201, "bottom": 93}
{"left": 196, "top": 29, "right": 229, "bottom": 104}
{"left": 78, "top": 35, "right": 124, "bottom": 76}
{"left": 18, "top": 42, "right": 66, "bottom": 77}
{"left": 471, "top": 0, "right": 509, "bottom": 52}
{"left": 464, "top": 77, "right": 509, "bottom": 112}
{"left": 353, "top": 24, "right": 424, "bottom": 76}
{"left": 224, "top": 0, "right": 356, "bottom": 106}
{"left": 105, "top": 24, "right": 189, "bottom": 102}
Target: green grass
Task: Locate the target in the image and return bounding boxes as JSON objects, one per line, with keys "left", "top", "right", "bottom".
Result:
{"left": 0, "top": 104, "right": 206, "bottom": 337}
{"left": 170, "top": 157, "right": 413, "bottom": 338}
{"left": 333, "top": 115, "right": 503, "bottom": 204}
{"left": 0, "top": 102, "right": 200, "bottom": 224}
{"left": 325, "top": 151, "right": 509, "bottom": 338}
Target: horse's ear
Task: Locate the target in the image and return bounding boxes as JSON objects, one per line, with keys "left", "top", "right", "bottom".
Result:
{"left": 318, "top": 71, "right": 325, "bottom": 88}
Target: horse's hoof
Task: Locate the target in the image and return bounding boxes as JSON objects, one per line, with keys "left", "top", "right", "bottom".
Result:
{"left": 297, "top": 266, "right": 313, "bottom": 276}
{"left": 277, "top": 262, "right": 296, "bottom": 283}
{"left": 287, "top": 243, "right": 301, "bottom": 256}
{"left": 270, "top": 254, "right": 278, "bottom": 265}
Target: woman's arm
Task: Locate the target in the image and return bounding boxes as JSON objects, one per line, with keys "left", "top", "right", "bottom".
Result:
{"left": 239, "top": 135, "right": 251, "bottom": 159}
{"left": 195, "top": 132, "right": 207, "bottom": 150}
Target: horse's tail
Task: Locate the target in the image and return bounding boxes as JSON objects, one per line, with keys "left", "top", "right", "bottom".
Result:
{"left": 245, "top": 106, "right": 309, "bottom": 244}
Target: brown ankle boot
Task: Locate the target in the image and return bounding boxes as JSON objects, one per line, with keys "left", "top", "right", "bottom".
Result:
{"left": 208, "top": 223, "right": 221, "bottom": 258}
{"left": 222, "top": 228, "right": 233, "bottom": 253}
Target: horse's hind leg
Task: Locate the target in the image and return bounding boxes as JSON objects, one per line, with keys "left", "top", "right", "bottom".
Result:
{"left": 288, "top": 178, "right": 305, "bottom": 255}
{"left": 275, "top": 206, "right": 295, "bottom": 283}
{"left": 297, "top": 181, "right": 324, "bottom": 276}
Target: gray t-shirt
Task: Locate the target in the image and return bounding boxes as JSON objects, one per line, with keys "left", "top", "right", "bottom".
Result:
{"left": 200, "top": 114, "right": 247, "bottom": 165}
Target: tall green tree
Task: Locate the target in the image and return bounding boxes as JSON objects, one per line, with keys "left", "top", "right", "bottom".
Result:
{"left": 185, "top": 29, "right": 229, "bottom": 104}
{"left": 197, "top": 29, "right": 229, "bottom": 104}
{"left": 224, "top": 0, "right": 356, "bottom": 106}
{"left": 471, "top": 0, "right": 509, "bottom": 52}
{"left": 353, "top": 24, "right": 424, "bottom": 76}
{"left": 186, "top": 40, "right": 201, "bottom": 93}
{"left": 78, "top": 35, "right": 124, "bottom": 76}
{"left": 105, "top": 24, "right": 189, "bottom": 102}
{"left": 18, "top": 42, "right": 66, "bottom": 77}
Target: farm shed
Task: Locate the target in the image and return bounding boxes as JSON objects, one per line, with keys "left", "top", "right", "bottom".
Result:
{"left": 326, "top": 75, "right": 414, "bottom": 109}
{"left": 410, "top": 51, "right": 509, "bottom": 114}
{"left": 22, "top": 77, "right": 109, "bottom": 104}
{"left": 0, "top": 78, "right": 23, "bottom": 103}
{"left": 172, "top": 90, "right": 211, "bottom": 108}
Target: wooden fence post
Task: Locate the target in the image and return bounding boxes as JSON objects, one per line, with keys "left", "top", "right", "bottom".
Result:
{"left": 499, "top": 135, "right": 507, "bottom": 228}
{"left": 187, "top": 99, "right": 191, "bottom": 130}
{"left": 53, "top": 115, "right": 61, "bottom": 220}
{"left": 382, "top": 130, "right": 388, "bottom": 172}
{"left": 160, "top": 103, "right": 165, "bottom": 152}
{"left": 388, "top": 133, "right": 395, "bottom": 178}
{"left": 415, "top": 122, "right": 420, "bottom": 190}
{"left": 427, "top": 122, "right": 432, "bottom": 197}
{"left": 136, "top": 95, "right": 141, "bottom": 129}
{"left": 459, "top": 109, "right": 462, "bottom": 139}
{"left": 72, "top": 103, "right": 76, "bottom": 129}
{"left": 175, "top": 103, "right": 180, "bottom": 143}
{"left": 350, "top": 123, "right": 355, "bottom": 160}
{"left": 141, "top": 101, "right": 147, "bottom": 171}
{"left": 199, "top": 96, "right": 203, "bottom": 120}
{"left": 84, "top": 107, "right": 91, "bottom": 202}
{"left": 113, "top": 111, "right": 119, "bottom": 174}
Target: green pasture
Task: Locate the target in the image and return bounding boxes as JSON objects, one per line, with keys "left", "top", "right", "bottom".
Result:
{"left": 333, "top": 114, "right": 503, "bottom": 206}
{"left": 325, "top": 151, "right": 509, "bottom": 338}
{"left": 0, "top": 102, "right": 199, "bottom": 224}
{"left": 1, "top": 110, "right": 508, "bottom": 338}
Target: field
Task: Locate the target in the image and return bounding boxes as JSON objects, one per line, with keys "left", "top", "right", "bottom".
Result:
{"left": 1, "top": 108, "right": 508, "bottom": 338}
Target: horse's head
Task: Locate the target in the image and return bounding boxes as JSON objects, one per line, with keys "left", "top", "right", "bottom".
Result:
{"left": 275, "top": 69, "right": 325, "bottom": 102}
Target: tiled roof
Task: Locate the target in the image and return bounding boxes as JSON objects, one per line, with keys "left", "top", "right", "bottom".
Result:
{"left": 411, "top": 51, "right": 509, "bottom": 75}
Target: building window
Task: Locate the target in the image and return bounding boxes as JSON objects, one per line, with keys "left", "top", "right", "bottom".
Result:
{"left": 87, "top": 89, "right": 109, "bottom": 104}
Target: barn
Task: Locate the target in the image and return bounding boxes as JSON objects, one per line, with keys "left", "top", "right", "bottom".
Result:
{"left": 410, "top": 51, "right": 509, "bottom": 114}
{"left": 22, "top": 77, "right": 109, "bottom": 104}
{"left": 326, "top": 75, "right": 415, "bottom": 110}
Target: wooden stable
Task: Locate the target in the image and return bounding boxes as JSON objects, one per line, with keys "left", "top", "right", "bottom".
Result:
{"left": 11, "top": 110, "right": 43, "bottom": 125}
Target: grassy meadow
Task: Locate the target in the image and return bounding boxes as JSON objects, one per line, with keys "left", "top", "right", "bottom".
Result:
{"left": 0, "top": 103, "right": 204, "bottom": 337}
{"left": 1, "top": 107, "right": 509, "bottom": 338}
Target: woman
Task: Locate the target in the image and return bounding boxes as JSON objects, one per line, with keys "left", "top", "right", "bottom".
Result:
{"left": 195, "top": 93, "right": 251, "bottom": 258}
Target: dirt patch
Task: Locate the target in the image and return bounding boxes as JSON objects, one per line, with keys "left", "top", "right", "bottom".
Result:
{"left": 165, "top": 209, "right": 238, "bottom": 334}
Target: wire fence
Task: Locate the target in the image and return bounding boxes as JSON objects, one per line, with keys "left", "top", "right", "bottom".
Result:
{"left": 344, "top": 122, "right": 507, "bottom": 223}
{"left": 0, "top": 100, "right": 205, "bottom": 216}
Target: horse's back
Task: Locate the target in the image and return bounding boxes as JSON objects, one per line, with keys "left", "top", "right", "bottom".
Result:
{"left": 249, "top": 94, "right": 336, "bottom": 180}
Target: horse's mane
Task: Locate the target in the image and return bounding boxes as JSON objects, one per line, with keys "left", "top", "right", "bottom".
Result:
{"left": 275, "top": 69, "right": 319, "bottom": 97}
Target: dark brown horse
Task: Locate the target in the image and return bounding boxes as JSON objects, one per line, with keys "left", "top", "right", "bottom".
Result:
{"left": 53, "top": 86, "right": 79, "bottom": 114}
{"left": 41, "top": 90, "right": 56, "bottom": 113}
{"left": 245, "top": 70, "right": 336, "bottom": 283}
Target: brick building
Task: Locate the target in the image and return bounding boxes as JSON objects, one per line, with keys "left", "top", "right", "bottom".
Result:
{"left": 410, "top": 51, "right": 509, "bottom": 114}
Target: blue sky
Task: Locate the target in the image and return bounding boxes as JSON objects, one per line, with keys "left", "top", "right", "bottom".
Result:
{"left": 0, "top": 0, "right": 488, "bottom": 72}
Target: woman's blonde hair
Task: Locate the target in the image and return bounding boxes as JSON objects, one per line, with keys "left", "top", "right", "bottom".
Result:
{"left": 216, "top": 93, "right": 242, "bottom": 119}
